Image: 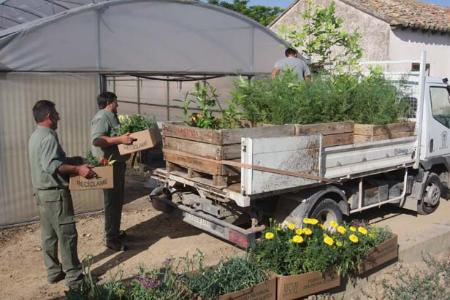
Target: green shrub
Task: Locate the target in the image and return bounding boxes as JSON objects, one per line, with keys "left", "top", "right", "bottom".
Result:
{"left": 181, "top": 251, "right": 268, "bottom": 299}
{"left": 231, "top": 70, "right": 409, "bottom": 125}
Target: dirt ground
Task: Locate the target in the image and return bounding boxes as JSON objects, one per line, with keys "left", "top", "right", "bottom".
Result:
{"left": 1, "top": 174, "right": 450, "bottom": 300}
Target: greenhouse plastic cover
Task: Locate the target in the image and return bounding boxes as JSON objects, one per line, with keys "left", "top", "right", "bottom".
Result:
{"left": 0, "top": 0, "right": 290, "bottom": 75}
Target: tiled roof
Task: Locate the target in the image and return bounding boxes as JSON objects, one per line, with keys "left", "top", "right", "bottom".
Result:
{"left": 340, "top": 0, "right": 450, "bottom": 32}
{"left": 276, "top": 0, "right": 450, "bottom": 33}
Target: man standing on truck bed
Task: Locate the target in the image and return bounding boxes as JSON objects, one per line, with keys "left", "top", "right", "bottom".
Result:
{"left": 91, "top": 92, "right": 135, "bottom": 252}
{"left": 272, "top": 47, "right": 311, "bottom": 81}
{"left": 29, "top": 100, "right": 95, "bottom": 289}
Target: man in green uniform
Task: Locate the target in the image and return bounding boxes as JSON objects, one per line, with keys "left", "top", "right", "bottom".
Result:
{"left": 91, "top": 92, "right": 134, "bottom": 251}
{"left": 29, "top": 100, "right": 95, "bottom": 288}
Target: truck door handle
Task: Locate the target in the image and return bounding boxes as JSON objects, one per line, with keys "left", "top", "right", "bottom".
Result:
{"left": 430, "top": 139, "right": 434, "bottom": 152}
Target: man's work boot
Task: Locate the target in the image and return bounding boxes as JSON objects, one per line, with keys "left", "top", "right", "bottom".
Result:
{"left": 106, "top": 238, "right": 127, "bottom": 251}
{"left": 48, "top": 272, "right": 66, "bottom": 284}
{"left": 118, "top": 230, "right": 127, "bottom": 241}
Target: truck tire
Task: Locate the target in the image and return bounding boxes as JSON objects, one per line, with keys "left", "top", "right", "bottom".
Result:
{"left": 310, "top": 198, "right": 343, "bottom": 227}
{"left": 418, "top": 173, "right": 442, "bottom": 215}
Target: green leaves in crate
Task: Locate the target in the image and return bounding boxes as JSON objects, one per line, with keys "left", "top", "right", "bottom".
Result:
{"left": 116, "top": 114, "right": 156, "bottom": 135}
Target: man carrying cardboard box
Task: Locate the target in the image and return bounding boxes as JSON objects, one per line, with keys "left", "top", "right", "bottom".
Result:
{"left": 91, "top": 92, "right": 135, "bottom": 251}
{"left": 28, "top": 100, "right": 95, "bottom": 289}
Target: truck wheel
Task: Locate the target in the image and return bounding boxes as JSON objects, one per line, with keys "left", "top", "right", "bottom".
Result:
{"left": 418, "top": 173, "right": 442, "bottom": 215}
{"left": 310, "top": 198, "right": 343, "bottom": 227}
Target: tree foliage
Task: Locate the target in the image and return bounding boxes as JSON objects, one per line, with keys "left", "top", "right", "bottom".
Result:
{"left": 207, "top": 0, "right": 284, "bottom": 26}
{"left": 279, "top": 0, "right": 363, "bottom": 73}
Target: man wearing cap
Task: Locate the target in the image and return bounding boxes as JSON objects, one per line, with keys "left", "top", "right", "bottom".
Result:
{"left": 29, "top": 100, "right": 95, "bottom": 289}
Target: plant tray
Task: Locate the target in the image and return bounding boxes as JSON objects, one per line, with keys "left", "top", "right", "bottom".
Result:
{"left": 358, "top": 234, "right": 398, "bottom": 275}
{"left": 276, "top": 270, "right": 340, "bottom": 300}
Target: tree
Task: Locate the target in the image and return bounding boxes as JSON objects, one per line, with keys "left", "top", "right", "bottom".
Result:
{"left": 279, "top": 0, "right": 363, "bottom": 74}
{"left": 207, "top": 0, "right": 284, "bottom": 26}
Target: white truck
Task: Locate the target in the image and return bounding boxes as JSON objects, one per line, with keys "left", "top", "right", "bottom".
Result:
{"left": 151, "top": 52, "right": 450, "bottom": 248}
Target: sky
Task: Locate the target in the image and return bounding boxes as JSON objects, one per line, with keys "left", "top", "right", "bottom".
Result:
{"left": 245, "top": 0, "right": 450, "bottom": 8}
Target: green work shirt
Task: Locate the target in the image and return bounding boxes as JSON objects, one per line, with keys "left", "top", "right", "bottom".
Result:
{"left": 90, "top": 109, "right": 129, "bottom": 163}
{"left": 28, "top": 126, "right": 68, "bottom": 189}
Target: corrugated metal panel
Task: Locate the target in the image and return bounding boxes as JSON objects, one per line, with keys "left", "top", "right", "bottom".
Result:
{"left": 0, "top": 73, "right": 103, "bottom": 226}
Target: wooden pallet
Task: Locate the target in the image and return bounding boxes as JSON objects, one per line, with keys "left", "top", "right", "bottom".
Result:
{"left": 162, "top": 123, "right": 296, "bottom": 187}
{"left": 164, "top": 151, "right": 240, "bottom": 187}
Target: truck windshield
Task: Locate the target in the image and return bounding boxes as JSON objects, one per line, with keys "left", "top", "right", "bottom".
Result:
{"left": 430, "top": 87, "right": 450, "bottom": 128}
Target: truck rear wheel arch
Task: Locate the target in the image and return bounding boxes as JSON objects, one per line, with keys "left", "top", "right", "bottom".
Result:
{"left": 285, "top": 186, "right": 348, "bottom": 225}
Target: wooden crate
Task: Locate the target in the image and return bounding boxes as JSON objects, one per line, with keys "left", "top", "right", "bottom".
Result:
{"left": 162, "top": 123, "right": 295, "bottom": 187}
{"left": 295, "top": 122, "right": 354, "bottom": 147}
{"left": 354, "top": 122, "right": 415, "bottom": 144}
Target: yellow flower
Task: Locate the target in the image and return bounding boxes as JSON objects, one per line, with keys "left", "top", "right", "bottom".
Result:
{"left": 324, "top": 236, "right": 334, "bottom": 246}
{"left": 318, "top": 224, "right": 325, "bottom": 230}
{"left": 336, "top": 240, "right": 343, "bottom": 247}
{"left": 303, "top": 228, "right": 313, "bottom": 236}
{"left": 358, "top": 226, "right": 368, "bottom": 235}
{"left": 292, "top": 235, "right": 304, "bottom": 244}
{"left": 303, "top": 218, "right": 319, "bottom": 225}
{"left": 287, "top": 223, "right": 296, "bottom": 230}
{"left": 265, "top": 232, "right": 274, "bottom": 240}
{"left": 337, "top": 226, "right": 346, "bottom": 235}
{"left": 349, "top": 234, "right": 359, "bottom": 243}
{"left": 330, "top": 220, "right": 338, "bottom": 228}
{"left": 295, "top": 228, "right": 303, "bottom": 235}
{"left": 309, "top": 218, "right": 319, "bottom": 225}
{"left": 350, "top": 226, "right": 357, "bottom": 232}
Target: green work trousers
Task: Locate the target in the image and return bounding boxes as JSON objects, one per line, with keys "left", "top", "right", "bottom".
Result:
{"left": 103, "top": 162, "right": 126, "bottom": 242}
{"left": 36, "top": 188, "right": 82, "bottom": 285}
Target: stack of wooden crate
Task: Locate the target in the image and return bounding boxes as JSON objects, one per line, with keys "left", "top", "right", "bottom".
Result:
{"left": 162, "top": 121, "right": 415, "bottom": 187}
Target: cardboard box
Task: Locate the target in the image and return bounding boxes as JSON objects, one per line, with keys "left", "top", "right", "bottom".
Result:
{"left": 276, "top": 271, "right": 340, "bottom": 300}
{"left": 358, "top": 234, "right": 398, "bottom": 274}
{"left": 217, "top": 276, "right": 276, "bottom": 300}
{"left": 118, "top": 128, "right": 159, "bottom": 155}
{"left": 69, "top": 166, "right": 113, "bottom": 191}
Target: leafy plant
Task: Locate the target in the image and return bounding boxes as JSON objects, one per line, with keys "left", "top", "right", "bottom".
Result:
{"left": 231, "top": 70, "right": 409, "bottom": 125}
{"left": 65, "top": 255, "right": 126, "bottom": 300}
{"left": 379, "top": 254, "right": 450, "bottom": 300}
{"left": 181, "top": 251, "right": 268, "bottom": 299}
{"left": 183, "top": 82, "right": 241, "bottom": 129}
{"left": 128, "top": 259, "right": 187, "bottom": 300}
{"left": 249, "top": 219, "right": 393, "bottom": 277}
{"left": 116, "top": 114, "right": 156, "bottom": 135}
{"left": 85, "top": 151, "right": 115, "bottom": 167}
{"left": 278, "top": 0, "right": 363, "bottom": 74}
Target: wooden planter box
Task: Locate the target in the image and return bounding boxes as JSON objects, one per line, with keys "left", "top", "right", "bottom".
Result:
{"left": 69, "top": 166, "right": 113, "bottom": 191}
{"left": 276, "top": 271, "right": 340, "bottom": 300}
{"left": 118, "top": 127, "right": 160, "bottom": 155}
{"left": 358, "top": 234, "right": 398, "bottom": 275}
{"left": 162, "top": 122, "right": 295, "bottom": 187}
{"left": 354, "top": 122, "right": 415, "bottom": 144}
{"left": 295, "top": 122, "right": 354, "bottom": 147}
{"left": 212, "top": 276, "right": 277, "bottom": 300}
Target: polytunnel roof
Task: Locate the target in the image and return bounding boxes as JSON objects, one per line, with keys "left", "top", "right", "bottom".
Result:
{"left": 0, "top": 0, "right": 102, "bottom": 30}
{"left": 0, "top": 0, "right": 290, "bottom": 75}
